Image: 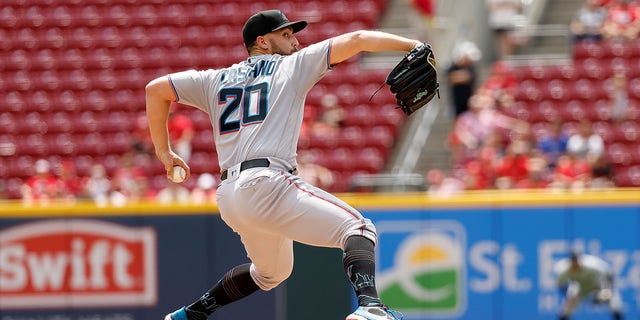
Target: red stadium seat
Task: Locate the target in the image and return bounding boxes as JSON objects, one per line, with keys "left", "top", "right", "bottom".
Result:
{"left": 72, "top": 111, "right": 99, "bottom": 133}
{"left": 614, "top": 165, "right": 640, "bottom": 187}
{"left": 362, "top": 126, "right": 394, "bottom": 155}
{"left": 3, "top": 91, "right": 27, "bottom": 113}
{"left": 192, "top": 130, "right": 214, "bottom": 152}
{"left": 343, "top": 104, "right": 375, "bottom": 127}
{"left": 564, "top": 99, "right": 588, "bottom": 122}
{"left": 46, "top": 112, "right": 74, "bottom": 134}
{"left": 337, "top": 126, "right": 364, "bottom": 148}
{"left": 573, "top": 41, "right": 606, "bottom": 60}
{"left": 606, "top": 143, "right": 633, "bottom": 167}
{"left": 75, "top": 132, "right": 107, "bottom": 156}
{"left": 617, "top": 121, "right": 640, "bottom": 143}
{"left": 19, "top": 134, "right": 49, "bottom": 157}
{"left": 592, "top": 121, "right": 615, "bottom": 143}
{"left": 353, "top": 147, "right": 385, "bottom": 173}
{"left": 324, "top": 147, "right": 355, "bottom": 171}
{"left": 32, "top": 49, "right": 57, "bottom": 70}
{"left": 47, "top": 133, "right": 76, "bottom": 156}
{"left": 0, "top": 113, "right": 17, "bottom": 135}
{"left": 103, "top": 132, "right": 131, "bottom": 154}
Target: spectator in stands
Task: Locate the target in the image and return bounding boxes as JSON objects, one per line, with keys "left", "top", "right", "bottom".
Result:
{"left": 570, "top": 0, "right": 608, "bottom": 43}
{"left": 20, "top": 159, "right": 58, "bottom": 206}
{"left": 315, "top": 93, "right": 345, "bottom": 133}
{"left": 0, "top": 180, "right": 6, "bottom": 200}
{"left": 549, "top": 152, "right": 592, "bottom": 191}
{"left": 567, "top": 119, "right": 605, "bottom": 166}
{"left": 494, "top": 132, "right": 532, "bottom": 189}
{"left": 514, "top": 148, "right": 550, "bottom": 189}
{"left": 451, "top": 90, "right": 529, "bottom": 166}
{"left": 601, "top": 0, "right": 639, "bottom": 40}
{"left": 83, "top": 163, "right": 124, "bottom": 207}
{"left": 296, "top": 150, "right": 335, "bottom": 190}
{"left": 191, "top": 173, "right": 218, "bottom": 205}
{"left": 486, "top": 0, "right": 524, "bottom": 60}
{"left": 482, "top": 61, "right": 518, "bottom": 102}
{"left": 590, "top": 154, "right": 616, "bottom": 188}
{"left": 112, "top": 151, "right": 149, "bottom": 203}
{"left": 53, "top": 160, "right": 82, "bottom": 202}
{"left": 462, "top": 160, "right": 491, "bottom": 190}
{"left": 156, "top": 179, "right": 191, "bottom": 204}
{"left": 407, "top": 0, "right": 436, "bottom": 42}
{"left": 168, "top": 103, "right": 195, "bottom": 162}
{"left": 425, "top": 168, "right": 464, "bottom": 197}
{"left": 536, "top": 121, "right": 570, "bottom": 169}
{"left": 132, "top": 113, "right": 154, "bottom": 155}
{"left": 607, "top": 71, "right": 630, "bottom": 123}
{"left": 447, "top": 41, "right": 481, "bottom": 118}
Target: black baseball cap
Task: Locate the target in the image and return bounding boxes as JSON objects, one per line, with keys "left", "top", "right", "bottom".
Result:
{"left": 242, "top": 10, "right": 307, "bottom": 47}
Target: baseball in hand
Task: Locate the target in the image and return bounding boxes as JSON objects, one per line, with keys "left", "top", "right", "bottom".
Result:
{"left": 170, "top": 166, "right": 187, "bottom": 183}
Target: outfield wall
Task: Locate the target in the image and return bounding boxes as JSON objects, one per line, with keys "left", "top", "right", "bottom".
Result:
{"left": 0, "top": 189, "right": 638, "bottom": 320}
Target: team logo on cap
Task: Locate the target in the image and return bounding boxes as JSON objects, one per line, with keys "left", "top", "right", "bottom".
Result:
{"left": 376, "top": 220, "right": 466, "bottom": 318}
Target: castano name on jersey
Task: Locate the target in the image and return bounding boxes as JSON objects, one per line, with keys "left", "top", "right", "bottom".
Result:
{"left": 221, "top": 60, "right": 275, "bottom": 85}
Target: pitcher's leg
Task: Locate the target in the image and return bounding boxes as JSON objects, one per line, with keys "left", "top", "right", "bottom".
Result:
{"left": 166, "top": 263, "right": 260, "bottom": 320}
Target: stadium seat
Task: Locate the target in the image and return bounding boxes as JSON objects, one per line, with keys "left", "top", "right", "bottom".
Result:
{"left": 564, "top": 99, "right": 588, "bottom": 121}
{"left": 337, "top": 126, "right": 364, "bottom": 148}
{"left": 592, "top": 121, "right": 615, "bottom": 143}
{"left": 35, "top": 70, "right": 61, "bottom": 91}
{"left": 47, "top": 133, "right": 76, "bottom": 156}
{"left": 103, "top": 132, "right": 131, "bottom": 154}
{"left": 3, "top": 91, "right": 27, "bottom": 113}
{"left": 32, "top": 49, "right": 56, "bottom": 70}
{"left": 20, "top": 134, "right": 49, "bottom": 157}
{"left": 529, "top": 100, "right": 561, "bottom": 123}
{"left": 614, "top": 165, "right": 640, "bottom": 187}
{"left": 343, "top": 104, "right": 375, "bottom": 127}
{"left": 573, "top": 41, "right": 606, "bottom": 60}
{"left": 46, "top": 112, "right": 73, "bottom": 134}
{"left": 617, "top": 121, "right": 640, "bottom": 143}
{"left": 192, "top": 130, "right": 214, "bottom": 152}
{"left": 309, "top": 130, "right": 339, "bottom": 150}
{"left": 603, "top": 40, "right": 633, "bottom": 59}
{"left": 363, "top": 125, "right": 394, "bottom": 155}
{"left": 0, "top": 113, "right": 16, "bottom": 135}
{"left": 324, "top": 147, "right": 355, "bottom": 171}
{"left": 606, "top": 143, "right": 632, "bottom": 167}
{"left": 7, "top": 50, "right": 30, "bottom": 70}
{"left": 72, "top": 111, "right": 99, "bottom": 133}
{"left": 353, "top": 147, "right": 384, "bottom": 173}
{"left": 189, "top": 151, "right": 220, "bottom": 174}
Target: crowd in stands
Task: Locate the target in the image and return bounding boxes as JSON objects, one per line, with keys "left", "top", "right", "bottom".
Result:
{"left": 10, "top": 96, "right": 346, "bottom": 206}
{"left": 430, "top": 0, "right": 640, "bottom": 197}
{"left": 571, "top": 0, "right": 640, "bottom": 42}
{"left": 5, "top": 0, "right": 640, "bottom": 206}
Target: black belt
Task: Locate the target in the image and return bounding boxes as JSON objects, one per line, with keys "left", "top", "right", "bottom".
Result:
{"left": 220, "top": 158, "right": 271, "bottom": 181}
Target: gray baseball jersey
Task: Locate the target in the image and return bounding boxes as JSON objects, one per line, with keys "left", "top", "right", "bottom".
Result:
{"left": 554, "top": 254, "right": 622, "bottom": 314}
{"left": 555, "top": 254, "right": 610, "bottom": 292}
{"left": 168, "top": 39, "right": 332, "bottom": 171}
{"left": 165, "top": 39, "right": 377, "bottom": 291}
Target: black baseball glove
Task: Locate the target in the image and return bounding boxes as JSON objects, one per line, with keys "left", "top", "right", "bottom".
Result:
{"left": 385, "top": 43, "right": 440, "bottom": 116}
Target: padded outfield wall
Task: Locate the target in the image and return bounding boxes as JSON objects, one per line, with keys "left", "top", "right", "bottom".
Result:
{"left": 0, "top": 189, "right": 639, "bottom": 320}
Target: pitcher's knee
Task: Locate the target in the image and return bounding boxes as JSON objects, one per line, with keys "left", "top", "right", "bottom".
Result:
{"left": 250, "top": 263, "right": 293, "bottom": 291}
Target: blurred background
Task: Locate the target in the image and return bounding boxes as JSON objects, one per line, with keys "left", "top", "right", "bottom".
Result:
{"left": 1, "top": 0, "right": 640, "bottom": 319}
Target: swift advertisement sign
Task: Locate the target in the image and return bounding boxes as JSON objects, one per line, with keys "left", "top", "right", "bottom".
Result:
{"left": 0, "top": 219, "right": 158, "bottom": 309}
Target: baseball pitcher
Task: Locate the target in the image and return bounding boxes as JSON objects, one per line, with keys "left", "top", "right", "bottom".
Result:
{"left": 146, "top": 9, "right": 434, "bottom": 320}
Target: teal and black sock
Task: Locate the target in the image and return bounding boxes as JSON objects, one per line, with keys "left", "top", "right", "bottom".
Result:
{"left": 183, "top": 263, "right": 260, "bottom": 320}
{"left": 343, "top": 236, "right": 382, "bottom": 307}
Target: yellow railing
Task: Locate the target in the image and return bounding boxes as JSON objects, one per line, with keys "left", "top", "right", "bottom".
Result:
{"left": 1, "top": 188, "right": 638, "bottom": 218}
